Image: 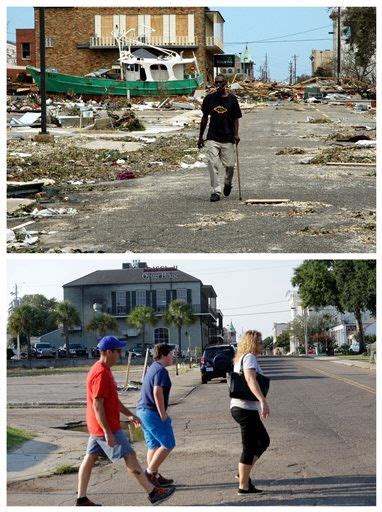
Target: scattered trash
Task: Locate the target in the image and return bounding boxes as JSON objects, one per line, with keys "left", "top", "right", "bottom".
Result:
{"left": 116, "top": 159, "right": 126, "bottom": 165}
{"left": 10, "top": 112, "right": 41, "bottom": 127}
{"left": 116, "top": 171, "right": 137, "bottom": 180}
{"left": 149, "top": 161, "right": 164, "bottom": 166}
{"left": 275, "top": 147, "right": 306, "bottom": 155}
{"left": 30, "top": 207, "right": 78, "bottom": 217}
{"left": 180, "top": 161, "right": 208, "bottom": 169}
{"left": 354, "top": 140, "right": 376, "bottom": 147}
{"left": 308, "top": 117, "right": 332, "bottom": 124}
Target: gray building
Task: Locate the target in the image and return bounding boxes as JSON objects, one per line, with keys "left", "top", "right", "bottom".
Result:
{"left": 42, "top": 262, "right": 223, "bottom": 354}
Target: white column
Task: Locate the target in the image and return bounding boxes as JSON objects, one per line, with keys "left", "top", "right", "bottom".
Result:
{"left": 163, "top": 15, "right": 170, "bottom": 44}
{"left": 169, "top": 14, "right": 176, "bottom": 43}
{"left": 138, "top": 14, "right": 145, "bottom": 38}
{"left": 94, "top": 15, "right": 101, "bottom": 37}
{"left": 113, "top": 15, "right": 120, "bottom": 34}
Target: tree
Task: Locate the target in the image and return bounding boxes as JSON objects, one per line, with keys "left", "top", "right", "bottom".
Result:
{"left": 8, "top": 304, "right": 43, "bottom": 358}
{"left": 274, "top": 331, "right": 290, "bottom": 350}
{"left": 262, "top": 336, "right": 273, "bottom": 349}
{"left": 127, "top": 306, "right": 157, "bottom": 352}
{"left": 86, "top": 312, "right": 119, "bottom": 339}
{"left": 22, "top": 294, "right": 58, "bottom": 336}
{"left": 164, "top": 300, "right": 195, "bottom": 355}
{"left": 295, "top": 74, "right": 311, "bottom": 84}
{"left": 341, "top": 7, "right": 376, "bottom": 83}
{"left": 54, "top": 301, "right": 81, "bottom": 358}
{"left": 292, "top": 260, "right": 376, "bottom": 353}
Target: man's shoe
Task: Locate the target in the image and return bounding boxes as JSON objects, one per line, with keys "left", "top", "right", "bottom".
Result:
{"left": 76, "top": 497, "right": 101, "bottom": 506}
{"left": 210, "top": 193, "right": 221, "bottom": 202}
{"left": 156, "top": 473, "right": 174, "bottom": 487}
{"left": 223, "top": 183, "right": 232, "bottom": 197}
{"left": 148, "top": 485, "right": 176, "bottom": 505}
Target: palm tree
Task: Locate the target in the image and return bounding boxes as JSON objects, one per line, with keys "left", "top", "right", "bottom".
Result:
{"left": 127, "top": 306, "right": 157, "bottom": 352}
{"left": 54, "top": 301, "right": 81, "bottom": 358}
{"left": 8, "top": 304, "right": 42, "bottom": 359}
{"left": 86, "top": 312, "right": 119, "bottom": 340}
{"left": 164, "top": 300, "right": 195, "bottom": 356}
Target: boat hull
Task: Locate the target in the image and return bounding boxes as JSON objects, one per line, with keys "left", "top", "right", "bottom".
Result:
{"left": 27, "top": 66, "right": 203, "bottom": 97}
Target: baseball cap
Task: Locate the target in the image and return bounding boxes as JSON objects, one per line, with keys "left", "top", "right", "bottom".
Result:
{"left": 98, "top": 336, "right": 126, "bottom": 351}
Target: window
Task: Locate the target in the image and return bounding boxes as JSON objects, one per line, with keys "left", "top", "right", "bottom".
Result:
{"left": 45, "top": 37, "right": 54, "bottom": 48}
{"left": 177, "top": 289, "right": 187, "bottom": 303}
{"left": 154, "top": 328, "right": 169, "bottom": 344}
{"left": 228, "top": 68, "right": 233, "bottom": 74}
{"left": 21, "top": 43, "right": 31, "bottom": 60}
{"left": 137, "top": 290, "right": 146, "bottom": 306}
{"left": 157, "top": 290, "right": 166, "bottom": 311}
{"left": 116, "top": 291, "right": 126, "bottom": 314}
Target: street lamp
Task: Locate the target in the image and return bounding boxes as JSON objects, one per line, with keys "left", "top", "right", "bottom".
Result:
{"left": 185, "top": 330, "right": 191, "bottom": 368}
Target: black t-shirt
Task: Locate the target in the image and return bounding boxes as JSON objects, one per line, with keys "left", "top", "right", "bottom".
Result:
{"left": 201, "top": 91, "right": 242, "bottom": 143}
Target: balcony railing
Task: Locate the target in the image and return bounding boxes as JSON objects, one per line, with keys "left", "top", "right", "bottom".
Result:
{"left": 89, "top": 35, "right": 198, "bottom": 48}
{"left": 206, "top": 36, "right": 224, "bottom": 50}
{"left": 107, "top": 304, "right": 218, "bottom": 317}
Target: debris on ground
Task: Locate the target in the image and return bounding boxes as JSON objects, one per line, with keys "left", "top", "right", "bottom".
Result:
{"left": 177, "top": 211, "right": 244, "bottom": 231}
{"left": 307, "top": 117, "right": 333, "bottom": 124}
{"left": 275, "top": 147, "right": 306, "bottom": 155}
{"left": 307, "top": 146, "right": 376, "bottom": 165}
{"left": 29, "top": 207, "right": 78, "bottom": 218}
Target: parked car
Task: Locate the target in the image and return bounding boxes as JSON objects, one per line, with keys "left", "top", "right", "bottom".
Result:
{"left": 200, "top": 344, "right": 235, "bottom": 384}
{"left": 58, "top": 343, "right": 88, "bottom": 358}
{"left": 7, "top": 348, "right": 15, "bottom": 360}
{"left": 32, "top": 343, "right": 56, "bottom": 359}
{"left": 91, "top": 346, "right": 100, "bottom": 358}
{"left": 307, "top": 345, "right": 316, "bottom": 355}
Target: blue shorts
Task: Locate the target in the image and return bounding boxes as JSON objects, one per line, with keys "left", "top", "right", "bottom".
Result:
{"left": 136, "top": 408, "right": 176, "bottom": 451}
{"left": 86, "top": 429, "right": 134, "bottom": 462}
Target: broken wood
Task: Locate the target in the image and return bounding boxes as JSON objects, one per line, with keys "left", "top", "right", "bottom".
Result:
{"left": 325, "top": 162, "right": 375, "bottom": 167}
{"left": 244, "top": 199, "right": 290, "bottom": 205}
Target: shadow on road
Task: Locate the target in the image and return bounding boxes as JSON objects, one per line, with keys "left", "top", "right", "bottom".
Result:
{"left": 182, "top": 474, "right": 376, "bottom": 506}
{"left": 7, "top": 440, "right": 59, "bottom": 472}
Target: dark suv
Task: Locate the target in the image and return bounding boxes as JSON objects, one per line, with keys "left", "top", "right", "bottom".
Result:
{"left": 200, "top": 344, "right": 235, "bottom": 384}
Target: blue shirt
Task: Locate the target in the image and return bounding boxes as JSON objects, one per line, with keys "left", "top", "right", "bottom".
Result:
{"left": 137, "top": 361, "right": 172, "bottom": 412}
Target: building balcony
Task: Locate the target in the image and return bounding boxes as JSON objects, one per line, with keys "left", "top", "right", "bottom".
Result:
{"left": 87, "top": 35, "right": 199, "bottom": 49}
{"left": 107, "top": 304, "right": 219, "bottom": 318}
{"left": 205, "top": 36, "right": 224, "bottom": 51}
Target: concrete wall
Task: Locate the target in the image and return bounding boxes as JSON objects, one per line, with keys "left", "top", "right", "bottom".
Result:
{"left": 34, "top": 7, "right": 215, "bottom": 82}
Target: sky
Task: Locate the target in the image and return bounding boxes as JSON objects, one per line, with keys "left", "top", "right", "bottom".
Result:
{"left": 7, "top": 258, "right": 302, "bottom": 338}
{"left": 7, "top": 6, "right": 333, "bottom": 81}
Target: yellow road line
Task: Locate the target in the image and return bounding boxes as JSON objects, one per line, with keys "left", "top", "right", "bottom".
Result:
{"left": 313, "top": 106, "right": 330, "bottom": 118}
{"left": 296, "top": 362, "right": 376, "bottom": 395}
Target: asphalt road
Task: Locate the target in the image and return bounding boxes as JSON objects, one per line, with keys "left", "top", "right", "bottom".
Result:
{"left": 7, "top": 357, "right": 376, "bottom": 506}
{"left": 9, "top": 103, "right": 375, "bottom": 253}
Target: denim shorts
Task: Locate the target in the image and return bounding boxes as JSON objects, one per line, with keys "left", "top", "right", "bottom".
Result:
{"left": 86, "top": 428, "right": 134, "bottom": 462}
{"left": 136, "top": 408, "right": 176, "bottom": 451}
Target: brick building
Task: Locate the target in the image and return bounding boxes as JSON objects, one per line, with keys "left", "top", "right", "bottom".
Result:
{"left": 34, "top": 7, "right": 224, "bottom": 84}
{"left": 16, "top": 28, "right": 36, "bottom": 67}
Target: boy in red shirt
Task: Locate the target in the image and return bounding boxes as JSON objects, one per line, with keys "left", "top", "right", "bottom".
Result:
{"left": 76, "top": 336, "right": 175, "bottom": 506}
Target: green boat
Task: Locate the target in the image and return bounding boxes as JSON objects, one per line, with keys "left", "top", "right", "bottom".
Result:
{"left": 27, "top": 66, "right": 203, "bottom": 97}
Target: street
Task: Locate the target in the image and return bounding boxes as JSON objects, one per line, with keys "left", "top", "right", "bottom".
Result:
{"left": 8, "top": 103, "right": 375, "bottom": 253}
{"left": 7, "top": 357, "right": 376, "bottom": 506}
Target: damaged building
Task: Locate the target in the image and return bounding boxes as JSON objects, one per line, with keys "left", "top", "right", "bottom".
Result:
{"left": 33, "top": 7, "right": 225, "bottom": 84}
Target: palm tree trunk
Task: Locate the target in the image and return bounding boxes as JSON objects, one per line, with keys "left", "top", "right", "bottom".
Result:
{"left": 141, "top": 324, "right": 146, "bottom": 353}
{"left": 178, "top": 325, "right": 182, "bottom": 356}
{"left": 26, "top": 333, "right": 32, "bottom": 360}
{"left": 354, "top": 308, "right": 365, "bottom": 353}
{"left": 65, "top": 325, "right": 70, "bottom": 358}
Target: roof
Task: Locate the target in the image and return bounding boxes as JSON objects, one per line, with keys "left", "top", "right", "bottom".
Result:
{"left": 241, "top": 45, "right": 253, "bottom": 64}
{"left": 63, "top": 268, "right": 202, "bottom": 287}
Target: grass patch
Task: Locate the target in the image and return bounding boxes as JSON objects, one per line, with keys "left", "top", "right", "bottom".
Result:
{"left": 7, "top": 426, "right": 34, "bottom": 452}
{"left": 53, "top": 464, "right": 79, "bottom": 475}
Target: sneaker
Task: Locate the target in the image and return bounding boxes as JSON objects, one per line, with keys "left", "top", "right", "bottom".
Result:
{"left": 76, "top": 497, "right": 101, "bottom": 506}
{"left": 149, "top": 485, "right": 176, "bottom": 505}
{"left": 156, "top": 473, "right": 174, "bottom": 487}
{"left": 145, "top": 470, "right": 160, "bottom": 487}
{"left": 223, "top": 183, "right": 232, "bottom": 197}
{"left": 210, "top": 193, "right": 220, "bottom": 202}
{"left": 238, "top": 484, "right": 263, "bottom": 495}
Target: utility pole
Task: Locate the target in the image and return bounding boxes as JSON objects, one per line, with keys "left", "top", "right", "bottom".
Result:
{"left": 39, "top": 7, "right": 47, "bottom": 135}
{"left": 10, "top": 284, "right": 21, "bottom": 359}
{"left": 292, "top": 54, "right": 298, "bottom": 84}
{"left": 288, "top": 60, "right": 293, "bottom": 85}
{"left": 336, "top": 7, "right": 341, "bottom": 83}
{"left": 303, "top": 307, "right": 308, "bottom": 355}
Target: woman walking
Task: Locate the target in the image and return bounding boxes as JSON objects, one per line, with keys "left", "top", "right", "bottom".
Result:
{"left": 230, "top": 330, "right": 270, "bottom": 495}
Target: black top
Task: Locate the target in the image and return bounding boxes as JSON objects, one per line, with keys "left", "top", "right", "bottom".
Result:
{"left": 202, "top": 91, "right": 242, "bottom": 143}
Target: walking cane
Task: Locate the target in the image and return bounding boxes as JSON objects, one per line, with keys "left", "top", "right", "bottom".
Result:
{"left": 235, "top": 143, "right": 243, "bottom": 201}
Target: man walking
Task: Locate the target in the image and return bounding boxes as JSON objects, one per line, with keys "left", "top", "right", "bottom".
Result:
{"left": 76, "top": 336, "right": 175, "bottom": 506}
{"left": 136, "top": 343, "right": 176, "bottom": 488}
{"left": 198, "top": 74, "right": 242, "bottom": 202}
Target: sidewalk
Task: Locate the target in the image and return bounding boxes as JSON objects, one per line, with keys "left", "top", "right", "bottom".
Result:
{"left": 7, "top": 366, "right": 201, "bottom": 483}
{"left": 313, "top": 356, "right": 375, "bottom": 370}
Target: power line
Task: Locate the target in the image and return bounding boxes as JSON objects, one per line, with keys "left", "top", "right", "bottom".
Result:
{"left": 224, "top": 24, "right": 332, "bottom": 44}
{"left": 223, "top": 300, "right": 288, "bottom": 311}
{"left": 225, "top": 38, "right": 332, "bottom": 45}
{"left": 228, "top": 309, "right": 291, "bottom": 317}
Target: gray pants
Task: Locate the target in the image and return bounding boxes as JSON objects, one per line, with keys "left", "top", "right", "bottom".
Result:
{"left": 205, "top": 139, "right": 236, "bottom": 194}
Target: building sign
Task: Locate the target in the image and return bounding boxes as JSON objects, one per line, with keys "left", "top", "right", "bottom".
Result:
{"left": 142, "top": 266, "right": 179, "bottom": 280}
{"left": 213, "top": 54, "right": 235, "bottom": 68}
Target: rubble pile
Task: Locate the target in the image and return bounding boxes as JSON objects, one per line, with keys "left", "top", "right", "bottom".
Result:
{"left": 308, "top": 146, "right": 376, "bottom": 165}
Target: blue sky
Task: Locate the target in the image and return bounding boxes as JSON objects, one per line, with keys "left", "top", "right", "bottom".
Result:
{"left": 8, "top": 258, "right": 302, "bottom": 338}
{"left": 7, "top": 7, "right": 332, "bottom": 81}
